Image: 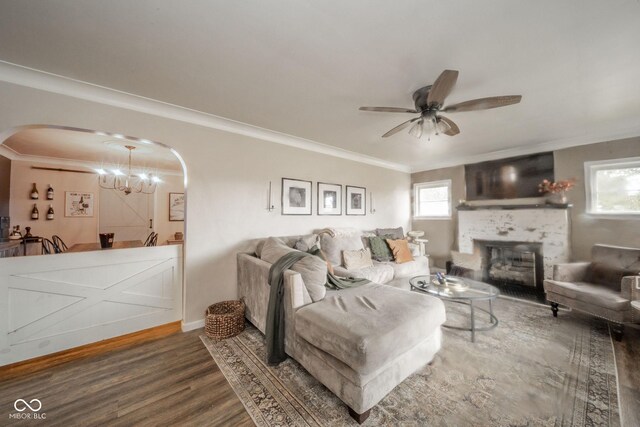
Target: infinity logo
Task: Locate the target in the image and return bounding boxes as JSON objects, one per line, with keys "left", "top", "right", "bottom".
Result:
{"left": 14, "top": 399, "right": 42, "bottom": 412}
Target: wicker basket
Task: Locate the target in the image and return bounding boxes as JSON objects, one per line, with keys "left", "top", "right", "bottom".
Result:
{"left": 205, "top": 300, "right": 245, "bottom": 339}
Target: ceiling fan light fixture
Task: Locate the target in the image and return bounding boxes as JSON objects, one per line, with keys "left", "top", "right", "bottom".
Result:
{"left": 408, "top": 119, "right": 424, "bottom": 139}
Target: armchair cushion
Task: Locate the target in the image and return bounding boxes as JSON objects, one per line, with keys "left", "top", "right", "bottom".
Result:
{"left": 544, "top": 280, "right": 630, "bottom": 311}
{"left": 552, "top": 262, "right": 591, "bottom": 282}
{"left": 585, "top": 262, "right": 639, "bottom": 292}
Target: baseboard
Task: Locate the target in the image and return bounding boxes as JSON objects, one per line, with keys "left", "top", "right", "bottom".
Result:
{"left": 0, "top": 321, "right": 181, "bottom": 380}
{"left": 182, "top": 318, "right": 205, "bottom": 332}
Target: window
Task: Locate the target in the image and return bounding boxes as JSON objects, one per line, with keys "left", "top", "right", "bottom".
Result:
{"left": 585, "top": 157, "right": 640, "bottom": 216}
{"left": 414, "top": 180, "right": 452, "bottom": 219}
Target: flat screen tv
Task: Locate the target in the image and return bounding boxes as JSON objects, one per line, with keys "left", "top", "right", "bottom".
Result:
{"left": 465, "top": 152, "right": 554, "bottom": 200}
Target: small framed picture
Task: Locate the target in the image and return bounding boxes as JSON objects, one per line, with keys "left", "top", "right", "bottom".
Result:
{"left": 346, "top": 185, "right": 366, "bottom": 216}
{"left": 282, "top": 178, "right": 312, "bottom": 215}
{"left": 169, "top": 192, "right": 185, "bottom": 221}
{"left": 65, "top": 192, "right": 94, "bottom": 217}
{"left": 317, "top": 182, "right": 342, "bottom": 215}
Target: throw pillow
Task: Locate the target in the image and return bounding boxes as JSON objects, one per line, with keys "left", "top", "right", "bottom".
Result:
{"left": 320, "top": 233, "right": 365, "bottom": 267}
{"left": 343, "top": 248, "right": 374, "bottom": 270}
{"left": 386, "top": 239, "right": 414, "bottom": 264}
{"left": 451, "top": 250, "right": 482, "bottom": 271}
{"left": 293, "top": 234, "right": 320, "bottom": 252}
{"left": 585, "top": 262, "right": 638, "bottom": 292}
{"left": 261, "top": 237, "right": 327, "bottom": 301}
{"left": 368, "top": 235, "right": 393, "bottom": 262}
{"left": 376, "top": 227, "right": 404, "bottom": 240}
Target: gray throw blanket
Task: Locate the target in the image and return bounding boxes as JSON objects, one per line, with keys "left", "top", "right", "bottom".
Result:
{"left": 266, "top": 248, "right": 370, "bottom": 365}
{"left": 266, "top": 250, "right": 310, "bottom": 365}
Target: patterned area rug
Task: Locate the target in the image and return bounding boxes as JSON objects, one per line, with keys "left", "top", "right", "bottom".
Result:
{"left": 201, "top": 298, "right": 619, "bottom": 426}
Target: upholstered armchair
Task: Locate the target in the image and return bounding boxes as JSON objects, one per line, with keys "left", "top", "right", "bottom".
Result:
{"left": 543, "top": 244, "right": 640, "bottom": 340}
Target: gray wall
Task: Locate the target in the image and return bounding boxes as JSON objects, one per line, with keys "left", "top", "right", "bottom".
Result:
{"left": 411, "top": 165, "right": 465, "bottom": 268}
{"left": 0, "top": 154, "right": 10, "bottom": 217}
{"left": 0, "top": 81, "right": 411, "bottom": 324}
{"left": 555, "top": 137, "right": 640, "bottom": 261}
{"left": 411, "top": 137, "right": 640, "bottom": 267}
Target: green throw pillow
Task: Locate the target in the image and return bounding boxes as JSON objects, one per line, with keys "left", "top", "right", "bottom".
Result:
{"left": 369, "top": 236, "right": 393, "bottom": 262}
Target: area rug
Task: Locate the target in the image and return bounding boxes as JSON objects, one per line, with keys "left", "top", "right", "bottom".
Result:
{"left": 200, "top": 298, "right": 619, "bottom": 426}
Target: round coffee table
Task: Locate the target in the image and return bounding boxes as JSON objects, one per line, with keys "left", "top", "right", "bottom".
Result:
{"left": 410, "top": 275, "right": 500, "bottom": 342}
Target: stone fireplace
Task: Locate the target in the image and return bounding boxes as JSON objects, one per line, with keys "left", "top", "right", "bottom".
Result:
{"left": 457, "top": 205, "right": 570, "bottom": 291}
{"left": 474, "top": 239, "right": 544, "bottom": 294}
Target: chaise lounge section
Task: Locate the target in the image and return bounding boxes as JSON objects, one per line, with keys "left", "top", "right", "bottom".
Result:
{"left": 238, "top": 235, "right": 445, "bottom": 422}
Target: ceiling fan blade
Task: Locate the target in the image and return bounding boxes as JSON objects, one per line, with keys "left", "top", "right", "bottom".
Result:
{"left": 426, "top": 70, "right": 459, "bottom": 108}
{"left": 382, "top": 117, "right": 420, "bottom": 138}
{"left": 360, "top": 106, "right": 418, "bottom": 113}
{"left": 443, "top": 95, "right": 522, "bottom": 113}
{"left": 438, "top": 116, "right": 460, "bottom": 136}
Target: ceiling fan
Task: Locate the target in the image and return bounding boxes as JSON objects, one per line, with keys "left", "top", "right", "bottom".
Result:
{"left": 359, "top": 70, "right": 522, "bottom": 140}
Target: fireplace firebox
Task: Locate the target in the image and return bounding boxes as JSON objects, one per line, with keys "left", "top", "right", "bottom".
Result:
{"left": 474, "top": 240, "right": 544, "bottom": 297}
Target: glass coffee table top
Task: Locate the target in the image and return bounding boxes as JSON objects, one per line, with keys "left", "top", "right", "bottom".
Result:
{"left": 409, "top": 275, "right": 500, "bottom": 301}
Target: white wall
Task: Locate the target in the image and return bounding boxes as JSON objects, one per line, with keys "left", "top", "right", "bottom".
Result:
{"left": 0, "top": 81, "right": 411, "bottom": 323}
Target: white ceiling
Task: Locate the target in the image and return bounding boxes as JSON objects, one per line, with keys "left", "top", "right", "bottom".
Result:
{"left": 3, "top": 127, "right": 182, "bottom": 172}
{"left": 0, "top": 0, "right": 639, "bottom": 172}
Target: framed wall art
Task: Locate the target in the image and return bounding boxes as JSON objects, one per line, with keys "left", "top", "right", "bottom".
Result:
{"left": 65, "top": 191, "right": 94, "bottom": 217}
{"left": 317, "top": 182, "right": 342, "bottom": 215}
{"left": 282, "top": 178, "right": 312, "bottom": 215}
{"left": 346, "top": 185, "right": 366, "bottom": 216}
{"left": 169, "top": 192, "right": 185, "bottom": 221}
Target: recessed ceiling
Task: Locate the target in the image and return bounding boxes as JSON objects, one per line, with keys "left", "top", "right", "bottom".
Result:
{"left": 0, "top": 1, "right": 639, "bottom": 171}
{"left": 2, "top": 127, "right": 182, "bottom": 172}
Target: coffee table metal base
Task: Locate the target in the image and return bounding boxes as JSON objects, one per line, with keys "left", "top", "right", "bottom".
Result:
{"left": 442, "top": 299, "right": 498, "bottom": 342}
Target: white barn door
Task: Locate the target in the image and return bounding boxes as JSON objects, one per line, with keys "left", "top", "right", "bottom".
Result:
{"left": 99, "top": 188, "right": 154, "bottom": 242}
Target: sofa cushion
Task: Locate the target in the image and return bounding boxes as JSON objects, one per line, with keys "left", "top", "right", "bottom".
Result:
{"left": 261, "top": 237, "right": 327, "bottom": 302}
{"left": 386, "top": 239, "right": 414, "bottom": 263}
{"left": 591, "top": 244, "right": 640, "bottom": 271}
{"left": 293, "top": 234, "right": 320, "bottom": 252}
{"left": 377, "top": 255, "right": 429, "bottom": 279}
{"left": 333, "top": 263, "right": 394, "bottom": 284}
{"left": 368, "top": 236, "right": 393, "bottom": 262}
{"left": 584, "top": 262, "right": 638, "bottom": 292}
{"left": 320, "top": 233, "right": 364, "bottom": 266}
{"left": 294, "top": 283, "right": 446, "bottom": 375}
{"left": 376, "top": 227, "right": 404, "bottom": 240}
{"left": 343, "top": 248, "right": 374, "bottom": 270}
{"left": 544, "top": 279, "right": 630, "bottom": 311}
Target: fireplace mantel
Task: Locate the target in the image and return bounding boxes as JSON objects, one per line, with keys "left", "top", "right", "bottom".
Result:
{"left": 458, "top": 208, "right": 570, "bottom": 280}
{"left": 457, "top": 203, "right": 572, "bottom": 211}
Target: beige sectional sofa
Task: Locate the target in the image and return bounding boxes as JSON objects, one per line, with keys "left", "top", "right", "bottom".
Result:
{"left": 238, "top": 233, "right": 445, "bottom": 423}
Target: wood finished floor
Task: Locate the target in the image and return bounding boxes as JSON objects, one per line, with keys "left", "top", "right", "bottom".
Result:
{"left": 1, "top": 326, "right": 638, "bottom": 426}
{"left": 0, "top": 330, "right": 252, "bottom": 427}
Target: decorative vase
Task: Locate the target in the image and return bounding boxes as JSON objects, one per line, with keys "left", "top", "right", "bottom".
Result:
{"left": 548, "top": 191, "right": 567, "bottom": 205}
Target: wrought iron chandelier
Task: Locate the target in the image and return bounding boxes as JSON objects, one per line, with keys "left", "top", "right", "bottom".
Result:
{"left": 97, "top": 145, "right": 160, "bottom": 195}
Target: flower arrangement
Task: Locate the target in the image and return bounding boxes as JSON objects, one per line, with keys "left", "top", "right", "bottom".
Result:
{"left": 538, "top": 179, "right": 576, "bottom": 194}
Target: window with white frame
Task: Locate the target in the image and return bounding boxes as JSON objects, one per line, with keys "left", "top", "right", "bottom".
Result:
{"left": 585, "top": 157, "right": 640, "bottom": 216}
{"left": 414, "top": 180, "right": 452, "bottom": 219}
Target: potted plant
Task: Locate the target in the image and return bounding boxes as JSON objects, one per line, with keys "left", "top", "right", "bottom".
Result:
{"left": 538, "top": 179, "right": 576, "bottom": 204}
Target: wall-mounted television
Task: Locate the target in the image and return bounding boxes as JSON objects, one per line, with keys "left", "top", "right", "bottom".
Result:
{"left": 465, "top": 152, "right": 554, "bottom": 200}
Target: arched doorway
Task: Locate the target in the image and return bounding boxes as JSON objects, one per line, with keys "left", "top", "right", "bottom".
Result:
{"left": 0, "top": 125, "right": 188, "bottom": 367}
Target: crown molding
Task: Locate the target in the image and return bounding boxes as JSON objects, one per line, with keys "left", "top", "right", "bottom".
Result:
{"left": 409, "top": 127, "right": 640, "bottom": 173}
{"left": 0, "top": 61, "right": 410, "bottom": 173}
{"left": 0, "top": 143, "right": 183, "bottom": 176}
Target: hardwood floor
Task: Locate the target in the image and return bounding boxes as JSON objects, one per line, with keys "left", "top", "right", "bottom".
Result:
{"left": 1, "top": 326, "right": 638, "bottom": 426}
{"left": 0, "top": 330, "right": 252, "bottom": 426}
